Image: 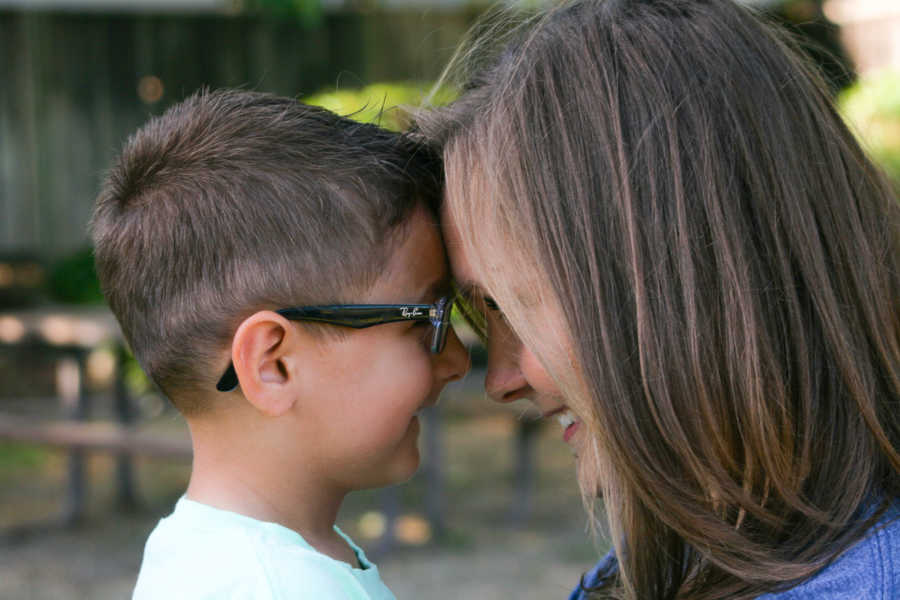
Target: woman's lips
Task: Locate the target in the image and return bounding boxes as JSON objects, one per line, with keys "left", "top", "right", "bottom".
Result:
{"left": 502, "top": 387, "right": 535, "bottom": 403}
{"left": 544, "top": 407, "right": 579, "bottom": 443}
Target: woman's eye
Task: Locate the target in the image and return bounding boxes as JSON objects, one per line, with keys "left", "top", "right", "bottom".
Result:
{"left": 482, "top": 297, "right": 509, "bottom": 325}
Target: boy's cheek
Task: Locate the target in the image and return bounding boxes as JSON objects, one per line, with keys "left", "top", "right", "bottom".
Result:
{"left": 322, "top": 408, "right": 423, "bottom": 487}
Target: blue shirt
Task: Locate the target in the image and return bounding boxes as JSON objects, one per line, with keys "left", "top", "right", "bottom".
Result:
{"left": 133, "top": 497, "right": 396, "bottom": 600}
{"left": 570, "top": 501, "right": 899, "bottom": 599}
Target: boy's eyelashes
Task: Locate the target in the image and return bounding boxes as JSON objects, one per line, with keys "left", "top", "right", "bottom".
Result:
{"left": 483, "top": 296, "right": 500, "bottom": 311}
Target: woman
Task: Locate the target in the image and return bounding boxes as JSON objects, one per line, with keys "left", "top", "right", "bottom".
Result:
{"left": 418, "top": 0, "right": 900, "bottom": 598}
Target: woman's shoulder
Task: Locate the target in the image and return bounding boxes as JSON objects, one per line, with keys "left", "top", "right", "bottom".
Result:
{"left": 568, "top": 550, "right": 617, "bottom": 600}
{"left": 758, "top": 501, "right": 900, "bottom": 600}
{"left": 571, "top": 501, "right": 900, "bottom": 600}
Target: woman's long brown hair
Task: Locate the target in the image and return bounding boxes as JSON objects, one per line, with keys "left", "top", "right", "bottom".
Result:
{"left": 418, "top": 1, "right": 900, "bottom": 598}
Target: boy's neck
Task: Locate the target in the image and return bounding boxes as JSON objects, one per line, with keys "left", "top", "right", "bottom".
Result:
{"left": 185, "top": 416, "right": 358, "bottom": 565}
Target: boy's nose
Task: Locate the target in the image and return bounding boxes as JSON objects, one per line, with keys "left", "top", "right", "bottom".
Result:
{"left": 436, "top": 327, "right": 470, "bottom": 383}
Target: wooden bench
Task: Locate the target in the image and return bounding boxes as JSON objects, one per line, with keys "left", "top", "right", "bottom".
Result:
{"left": 0, "top": 306, "right": 171, "bottom": 527}
{"left": 0, "top": 413, "right": 191, "bottom": 459}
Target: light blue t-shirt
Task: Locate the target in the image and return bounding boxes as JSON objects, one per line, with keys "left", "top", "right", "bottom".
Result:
{"left": 570, "top": 500, "right": 899, "bottom": 599}
{"left": 133, "top": 497, "right": 396, "bottom": 600}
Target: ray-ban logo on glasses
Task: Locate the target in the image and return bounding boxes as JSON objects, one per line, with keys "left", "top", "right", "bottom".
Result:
{"left": 401, "top": 307, "right": 424, "bottom": 318}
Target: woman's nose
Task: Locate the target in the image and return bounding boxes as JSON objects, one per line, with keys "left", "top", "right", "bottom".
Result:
{"left": 484, "top": 325, "right": 530, "bottom": 403}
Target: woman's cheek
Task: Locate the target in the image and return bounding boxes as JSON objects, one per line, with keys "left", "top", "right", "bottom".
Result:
{"left": 519, "top": 345, "right": 560, "bottom": 396}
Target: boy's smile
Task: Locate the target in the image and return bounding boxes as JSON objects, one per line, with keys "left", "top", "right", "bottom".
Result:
{"left": 295, "top": 206, "right": 469, "bottom": 492}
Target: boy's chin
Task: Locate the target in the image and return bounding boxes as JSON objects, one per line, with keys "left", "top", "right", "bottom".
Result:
{"left": 343, "top": 449, "right": 421, "bottom": 492}
{"left": 347, "top": 420, "right": 423, "bottom": 489}
{"left": 368, "top": 449, "right": 421, "bottom": 489}
{"left": 380, "top": 417, "right": 423, "bottom": 484}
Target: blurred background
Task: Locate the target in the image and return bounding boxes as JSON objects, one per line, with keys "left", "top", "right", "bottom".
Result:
{"left": 0, "top": 0, "right": 898, "bottom": 598}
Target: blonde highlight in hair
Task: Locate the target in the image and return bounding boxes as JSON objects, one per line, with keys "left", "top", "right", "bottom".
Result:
{"left": 419, "top": 0, "right": 900, "bottom": 598}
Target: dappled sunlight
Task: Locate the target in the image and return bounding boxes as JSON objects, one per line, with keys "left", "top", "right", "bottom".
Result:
{"left": 0, "top": 317, "right": 25, "bottom": 344}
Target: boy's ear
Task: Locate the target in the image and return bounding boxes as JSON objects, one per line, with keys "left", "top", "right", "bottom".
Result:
{"left": 231, "top": 311, "right": 301, "bottom": 417}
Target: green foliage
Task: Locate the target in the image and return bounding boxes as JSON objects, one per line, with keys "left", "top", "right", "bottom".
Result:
{"left": 47, "top": 247, "right": 104, "bottom": 305}
{"left": 123, "top": 351, "right": 152, "bottom": 397}
{"left": 304, "top": 82, "right": 458, "bottom": 132}
{"left": 839, "top": 69, "right": 900, "bottom": 187}
{"left": 244, "top": 0, "right": 323, "bottom": 27}
{"left": 0, "top": 442, "right": 49, "bottom": 478}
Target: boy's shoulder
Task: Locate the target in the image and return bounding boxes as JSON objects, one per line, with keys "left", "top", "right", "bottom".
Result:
{"left": 132, "top": 498, "right": 395, "bottom": 600}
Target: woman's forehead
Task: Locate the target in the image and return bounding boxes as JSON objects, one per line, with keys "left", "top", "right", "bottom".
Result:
{"left": 440, "top": 205, "right": 479, "bottom": 289}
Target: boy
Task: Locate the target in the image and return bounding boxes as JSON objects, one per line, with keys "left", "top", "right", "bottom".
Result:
{"left": 91, "top": 89, "right": 469, "bottom": 599}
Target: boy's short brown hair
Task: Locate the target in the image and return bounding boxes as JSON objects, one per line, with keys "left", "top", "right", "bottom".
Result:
{"left": 92, "top": 89, "right": 441, "bottom": 414}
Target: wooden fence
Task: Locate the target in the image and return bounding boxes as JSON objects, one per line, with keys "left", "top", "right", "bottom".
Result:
{"left": 0, "top": 8, "right": 476, "bottom": 255}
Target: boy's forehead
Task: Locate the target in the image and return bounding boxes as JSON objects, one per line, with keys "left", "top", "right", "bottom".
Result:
{"left": 367, "top": 209, "right": 450, "bottom": 303}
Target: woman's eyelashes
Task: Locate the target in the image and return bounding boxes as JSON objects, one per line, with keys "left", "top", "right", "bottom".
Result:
{"left": 482, "top": 297, "right": 509, "bottom": 326}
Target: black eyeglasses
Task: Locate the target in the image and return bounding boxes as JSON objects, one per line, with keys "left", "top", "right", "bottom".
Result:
{"left": 216, "top": 296, "right": 454, "bottom": 392}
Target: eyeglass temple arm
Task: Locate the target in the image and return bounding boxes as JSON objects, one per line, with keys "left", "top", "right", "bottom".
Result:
{"left": 216, "top": 305, "right": 438, "bottom": 392}
{"left": 277, "top": 305, "right": 435, "bottom": 328}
